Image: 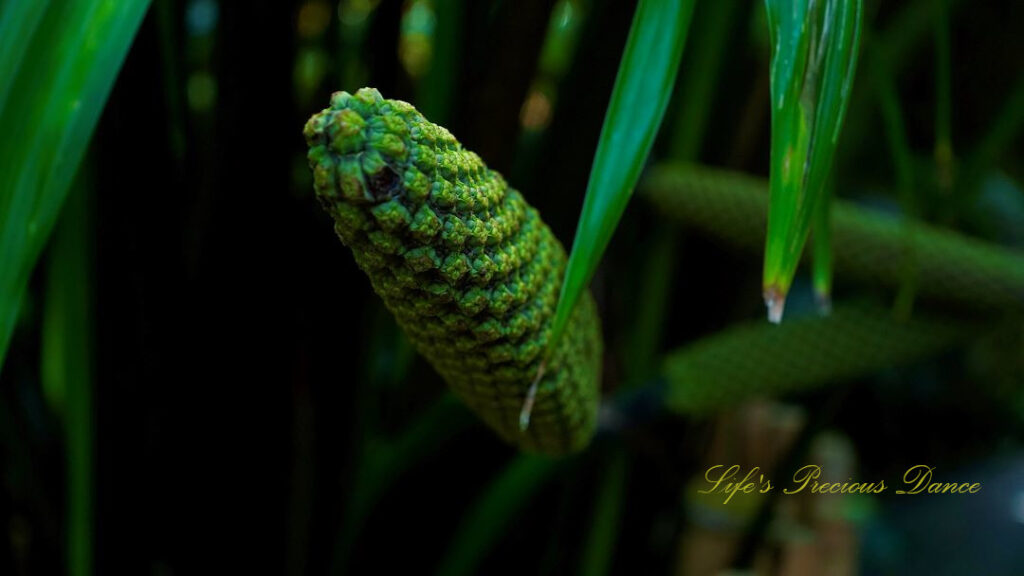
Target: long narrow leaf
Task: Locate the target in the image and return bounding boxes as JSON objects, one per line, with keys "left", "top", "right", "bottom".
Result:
{"left": 0, "top": 0, "right": 151, "bottom": 368}
{"left": 547, "top": 0, "right": 695, "bottom": 354}
{"left": 762, "top": 0, "right": 862, "bottom": 322}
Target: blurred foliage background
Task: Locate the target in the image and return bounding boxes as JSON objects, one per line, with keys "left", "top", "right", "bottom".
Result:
{"left": 1, "top": 0, "right": 1022, "bottom": 575}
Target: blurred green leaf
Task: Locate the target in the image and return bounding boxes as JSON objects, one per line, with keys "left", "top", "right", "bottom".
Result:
{"left": 547, "top": 0, "right": 695, "bottom": 354}
{"left": 962, "top": 73, "right": 1024, "bottom": 191}
{"left": 334, "top": 393, "right": 470, "bottom": 573}
{"left": 622, "top": 224, "right": 676, "bottom": 385}
{"left": 763, "top": 0, "right": 862, "bottom": 322}
{"left": 436, "top": 455, "right": 559, "bottom": 576}
{"left": 41, "top": 167, "right": 95, "bottom": 576}
{"left": 810, "top": 185, "right": 833, "bottom": 311}
{"left": 579, "top": 448, "right": 627, "bottom": 576}
{"left": 418, "top": 0, "right": 463, "bottom": 125}
{"left": 872, "top": 49, "right": 919, "bottom": 318}
{"left": 0, "top": 0, "right": 151, "bottom": 368}
{"left": 667, "top": 0, "right": 740, "bottom": 162}
{"left": 933, "top": 0, "right": 953, "bottom": 190}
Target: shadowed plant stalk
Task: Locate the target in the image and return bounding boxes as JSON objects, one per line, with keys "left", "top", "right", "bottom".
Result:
{"left": 41, "top": 167, "right": 95, "bottom": 576}
{"left": 762, "top": 0, "right": 863, "bottom": 322}
{"left": 871, "top": 46, "right": 920, "bottom": 319}
{"left": 435, "top": 455, "right": 561, "bottom": 576}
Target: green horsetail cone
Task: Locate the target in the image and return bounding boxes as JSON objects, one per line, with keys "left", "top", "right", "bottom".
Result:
{"left": 304, "top": 88, "right": 602, "bottom": 455}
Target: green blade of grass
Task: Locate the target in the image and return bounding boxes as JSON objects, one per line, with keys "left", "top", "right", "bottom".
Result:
{"left": 546, "top": 0, "right": 695, "bottom": 355}
{"left": 436, "top": 455, "right": 560, "bottom": 576}
{"left": 0, "top": 0, "right": 151, "bottom": 369}
{"left": 40, "top": 166, "right": 95, "bottom": 576}
{"left": 763, "top": 0, "right": 862, "bottom": 322}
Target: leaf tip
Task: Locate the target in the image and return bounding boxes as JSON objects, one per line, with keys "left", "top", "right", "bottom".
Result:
{"left": 815, "top": 290, "right": 832, "bottom": 316}
{"left": 763, "top": 285, "right": 787, "bottom": 324}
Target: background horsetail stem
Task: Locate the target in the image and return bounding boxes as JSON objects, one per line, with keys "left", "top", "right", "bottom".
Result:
{"left": 872, "top": 46, "right": 921, "bottom": 319}
{"left": 546, "top": 0, "right": 694, "bottom": 356}
{"left": 305, "top": 88, "right": 602, "bottom": 455}
{"left": 642, "top": 164, "right": 1024, "bottom": 313}
{"left": 661, "top": 303, "right": 967, "bottom": 414}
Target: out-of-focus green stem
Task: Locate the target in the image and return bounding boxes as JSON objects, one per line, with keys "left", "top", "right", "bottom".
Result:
{"left": 333, "top": 393, "right": 470, "bottom": 573}
{"left": 418, "top": 0, "right": 463, "bottom": 125}
{"left": 962, "top": 74, "right": 1024, "bottom": 188}
{"left": 811, "top": 186, "right": 833, "bottom": 312}
{"left": 579, "top": 449, "right": 627, "bottom": 576}
{"left": 933, "top": 0, "right": 954, "bottom": 191}
{"left": 41, "top": 169, "right": 94, "bottom": 576}
{"left": 667, "top": 0, "right": 740, "bottom": 162}
{"left": 874, "top": 52, "right": 919, "bottom": 319}
{"left": 436, "top": 455, "right": 560, "bottom": 576}
{"left": 623, "top": 224, "right": 676, "bottom": 385}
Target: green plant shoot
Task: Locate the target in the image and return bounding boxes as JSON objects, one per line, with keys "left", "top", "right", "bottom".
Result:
{"left": 763, "top": 0, "right": 862, "bottom": 322}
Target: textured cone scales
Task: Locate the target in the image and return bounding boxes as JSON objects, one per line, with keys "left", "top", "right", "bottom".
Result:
{"left": 304, "top": 88, "right": 602, "bottom": 455}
